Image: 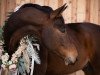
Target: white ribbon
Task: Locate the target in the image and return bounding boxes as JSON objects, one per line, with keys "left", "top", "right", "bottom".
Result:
{"left": 26, "top": 37, "right": 41, "bottom": 75}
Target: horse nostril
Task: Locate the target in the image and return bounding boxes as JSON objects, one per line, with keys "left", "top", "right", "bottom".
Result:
{"left": 64, "top": 57, "right": 77, "bottom": 65}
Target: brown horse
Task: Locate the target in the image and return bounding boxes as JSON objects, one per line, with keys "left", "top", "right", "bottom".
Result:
{"left": 3, "top": 3, "right": 100, "bottom": 75}
{"left": 46, "top": 23, "right": 100, "bottom": 75}
{"left": 3, "top": 3, "right": 78, "bottom": 65}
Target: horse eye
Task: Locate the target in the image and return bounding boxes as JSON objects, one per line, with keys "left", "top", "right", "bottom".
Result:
{"left": 54, "top": 22, "right": 66, "bottom": 33}
{"left": 60, "top": 26, "right": 66, "bottom": 33}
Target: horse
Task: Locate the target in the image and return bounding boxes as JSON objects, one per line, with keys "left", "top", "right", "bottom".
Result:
{"left": 46, "top": 22, "right": 100, "bottom": 75}
{"left": 3, "top": 3, "right": 100, "bottom": 75}
{"left": 3, "top": 3, "right": 73, "bottom": 75}
{"left": 3, "top": 3, "right": 78, "bottom": 65}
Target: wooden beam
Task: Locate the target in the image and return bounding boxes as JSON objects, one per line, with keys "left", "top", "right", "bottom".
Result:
{"left": 98, "top": 0, "right": 100, "bottom": 24}
{"left": 85, "top": 0, "right": 90, "bottom": 22}
{"left": 77, "top": 0, "right": 86, "bottom": 22}
{"left": 63, "top": 0, "right": 72, "bottom": 23}
{"left": 34, "top": 0, "right": 44, "bottom": 6}
{"left": 71, "top": 0, "right": 77, "bottom": 23}
{"left": 0, "top": 0, "right": 6, "bottom": 26}
{"left": 48, "top": 0, "right": 58, "bottom": 10}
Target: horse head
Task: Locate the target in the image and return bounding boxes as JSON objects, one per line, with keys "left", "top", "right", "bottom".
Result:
{"left": 3, "top": 3, "right": 78, "bottom": 65}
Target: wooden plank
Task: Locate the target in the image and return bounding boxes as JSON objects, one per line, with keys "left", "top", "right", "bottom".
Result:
{"left": 85, "top": 0, "right": 90, "bottom": 22}
{"left": 15, "top": 0, "right": 24, "bottom": 11}
{"left": 25, "top": 0, "right": 31, "bottom": 3}
{"left": 0, "top": 0, "right": 6, "bottom": 26}
{"left": 48, "top": 0, "right": 58, "bottom": 10}
{"left": 9, "top": 0, "right": 16, "bottom": 11}
{"left": 99, "top": 0, "right": 100, "bottom": 24}
{"left": 6, "top": 0, "right": 16, "bottom": 19}
{"left": 90, "top": 0, "right": 99, "bottom": 24}
{"left": 30, "top": 0, "right": 35, "bottom": 3}
{"left": 77, "top": 0, "right": 86, "bottom": 22}
{"left": 16, "top": 0, "right": 30, "bottom": 6}
{"left": 63, "top": 0, "right": 72, "bottom": 23}
{"left": 15, "top": 0, "right": 30, "bottom": 9}
{"left": 0, "top": 0, "right": 1, "bottom": 27}
{"left": 16, "top": 0, "right": 27, "bottom": 6}
{"left": 20, "top": 0, "right": 27, "bottom": 5}
{"left": 90, "top": 0, "right": 94, "bottom": 23}
{"left": 58, "top": 0, "right": 63, "bottom": 7}
{"left": 34, "top": 0, "right": 45, "bottom": 6}
{"left": 71, "top": 0, "right": 77, "bottom": 23}
{"left": 93, "top": 0, "right": 99, "bottom": 24}
{"left": 16, "top": 0, "right": 21, "bottom": 6}
{"left": 44, "top": 0, "right": 49, "bottom": 6}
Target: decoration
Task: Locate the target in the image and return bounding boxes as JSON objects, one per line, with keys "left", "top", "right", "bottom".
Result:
{"left": 0, "top": 5, "right": 41, "bottom": 75}
{"left": 0, "top": 27, "right": 41, "bottom": 75}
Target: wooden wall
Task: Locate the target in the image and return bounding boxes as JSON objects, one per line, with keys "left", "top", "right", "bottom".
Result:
{"left": 0, "top": 0, "right": 100, "bottom": 75}
{"left": 0, "top": 0, "right": 100, "bottom": 27}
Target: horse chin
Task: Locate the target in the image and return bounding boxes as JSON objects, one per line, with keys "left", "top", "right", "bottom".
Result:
{"left": 64, "top": 56, "right": 77, "bottom": 65}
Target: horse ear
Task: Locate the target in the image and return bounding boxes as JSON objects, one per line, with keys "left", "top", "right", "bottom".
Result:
{"left": 50, "top": 3, "right": 67, "bottom": 19}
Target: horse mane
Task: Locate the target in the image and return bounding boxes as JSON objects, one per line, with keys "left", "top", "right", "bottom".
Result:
{"left": 19, "top": 3, "right": 53, "bottom": 14}
{"left": 19, "top": 3, "right": 65, "bottom": 24}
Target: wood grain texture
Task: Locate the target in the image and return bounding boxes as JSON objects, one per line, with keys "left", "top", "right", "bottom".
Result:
{"left": 77, "top": 0, "right": 86, "bottom": 22}
{"left": 0, "top": 0, "right": 100, "bottom": 74}
{"left": 99, "top": 0, "right": 100, "bottom": 24}
{"left": 0, "top": 0, "right": 100, "bottom": 26}
{"left": 0, "top": 0, "right": 7, "bottom": 27}
{"left": 85, "top": 0, "right": 90, "bottom": 22}
{"left": 71, "top": 0, "right": 77, "bottom": 23}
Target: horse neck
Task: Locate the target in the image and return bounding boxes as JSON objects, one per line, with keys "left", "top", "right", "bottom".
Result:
{"left": 65, "top": 25, "right": 80, "bottom": 50}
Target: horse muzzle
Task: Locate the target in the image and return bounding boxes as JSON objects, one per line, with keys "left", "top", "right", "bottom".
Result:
{"left": 64, "top": 56, "right": 77, "bottom": 65}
